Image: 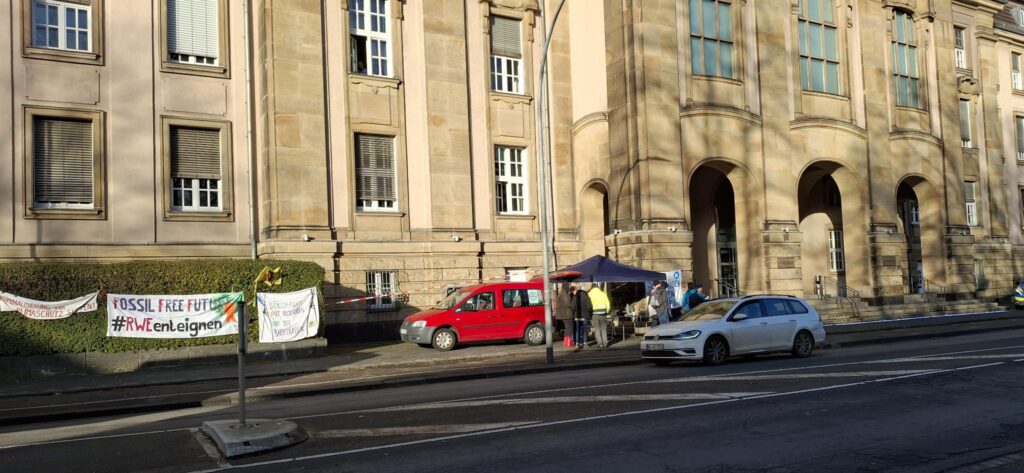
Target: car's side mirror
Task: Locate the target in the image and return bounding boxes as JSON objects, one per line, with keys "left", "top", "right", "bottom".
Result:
{"left": 731, "top": 313, "right": 748, "bottom": 322}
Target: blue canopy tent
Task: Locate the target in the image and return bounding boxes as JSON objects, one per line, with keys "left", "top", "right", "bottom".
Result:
{"left": 548, "top": 255, "right": 666, "bottom": 283}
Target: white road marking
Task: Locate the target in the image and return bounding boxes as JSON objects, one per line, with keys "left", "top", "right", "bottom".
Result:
{"left": 0, "top": 406, "right": 221, "bottom": 449}
{"left": 646, "top": 370, "right": 938, "bottom": 382}
{"left": 315, "top": 422, "right": 539, "bottom": 438}
{"left": 871, "top": 355, "right": 1024, "bottom": 363}
{"left": 188, "top": 361, "right": 1006, "bottom": 472}
{"left": 371, "top": 393, "right": 770, "bottom": 412}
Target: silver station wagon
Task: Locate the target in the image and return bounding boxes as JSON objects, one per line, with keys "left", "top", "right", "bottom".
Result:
{"left": 641, "top": 295, "right": 827, "bottom": 366}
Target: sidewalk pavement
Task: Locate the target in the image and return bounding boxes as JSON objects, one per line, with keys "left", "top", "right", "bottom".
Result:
{"left": 0, "top": 309, "right": 1020, "bottom": 425}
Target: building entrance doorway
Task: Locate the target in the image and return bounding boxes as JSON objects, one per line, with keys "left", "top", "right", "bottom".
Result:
{"left": 691, "top": 166, "right": 740, "bottom": 297}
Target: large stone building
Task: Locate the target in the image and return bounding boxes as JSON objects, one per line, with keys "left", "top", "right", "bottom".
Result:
{"left": 0, "top": 0, "right": 1021, "bottom": 339}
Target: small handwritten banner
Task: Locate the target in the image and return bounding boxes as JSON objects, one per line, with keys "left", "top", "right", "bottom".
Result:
{"left": 257, "top": 287, "right": 319, "bottom": 343}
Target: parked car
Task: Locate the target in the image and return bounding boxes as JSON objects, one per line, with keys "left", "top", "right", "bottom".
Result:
{"left": 640, "top": 295, "right": 826, "bottom": 366}
{"left": 400, "top": 282, "right": 547, "bottom": 351}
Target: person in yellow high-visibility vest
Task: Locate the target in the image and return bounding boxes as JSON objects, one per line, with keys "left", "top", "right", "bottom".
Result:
{"left": 588, "top": 284, "right": 612, "bottom": 349}
{"left": 1015, "top": 280, "right": 1024, "bottom": 309}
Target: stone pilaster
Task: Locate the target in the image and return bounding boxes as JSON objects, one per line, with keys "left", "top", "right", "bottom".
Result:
{"left": 868, "top": 231, "right": 908, "bottom": 304}
{"left": 257, "top": 0, "right": 331, "bottom": 241}
{"left": 761, "top": 222, "right": 803, "bottom": 297}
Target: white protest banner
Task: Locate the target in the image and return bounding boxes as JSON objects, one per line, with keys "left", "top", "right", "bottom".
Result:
{"left": 257, "top": 287, "right": 319, "bottom": 343}
{"left": 664, "top": 270, "right": 683, "bottom": 310}
{"left": 0, "top": 291, "right": 99, "bottom": 320}
{"left": 106, "top": 292, "right": 243, "bottom": 338}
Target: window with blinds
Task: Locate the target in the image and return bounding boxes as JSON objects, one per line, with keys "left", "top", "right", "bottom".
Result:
{"left": 32, "top": 0, "right": 92, "bottom": 52}
{"left": 964, "top": 181, "right": 978, "bottom": 227}
{"left": 167, "top": 0, "right": 219, "bottom": 66}
{"left": 32, "top": 116, "right": 94, "bottom": 209}
{"left": 1016, "top": 116, "right": 1024, "bottom": 161}
{"left": 959, "top": 99, "right": 972, "bottom": 148}
{"left": 490, "top": 16, "right": 523, "bottom": 93}
{"left": 355, "top": 134, "right": 397, "bottom": 211}
{"left": 953, "top": 27, "right": 967, "bottom": 69}
{"left": 169, "top": 125, "right": 222, "bottom": 211}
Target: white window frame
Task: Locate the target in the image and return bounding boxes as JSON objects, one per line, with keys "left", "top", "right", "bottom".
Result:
{"left": 32, "top": 116, "right": 95, "bottom": 210}
{"left": 1016, "top": 116, "right": 1024, "bottom": 161}
{"left": 827, "top": 228, "right": 845, "bottom": 273}
{"left": 965, "top": 181, "right": 978, "bottom": 227}
{"left": 31, "top": 0, "right": 91, "bottom": 52}
{"left": 953, "top": 26, "right": 967, "bottom": 69}
{"left": 798, "top": 0, "right": 841, "bottom": 95}
{"left": 495, "top": 146, "right": 528, "bottom": 215}
{"left": 959, "top": 99, "right": 972, "bottom": 148}
{"left": 349, "top": 0, "right": 391, "bottom": 77}
{"left": 171, "top": 177, "right": 221, "bottom": 212}
{"left": 892, "top": 11, "right": 922, "bottom": 109}
{"left": 1014, "top": 53, "right": 1023, "bottom": 91}
{"left": 1015, "top": 8, "right": 1024, "bottom": 28}
{"left": 491, "top": 55, "right": 523, "bottom": 94}
{"left": 366, "top": 270, "right": 398, "bottom": 311}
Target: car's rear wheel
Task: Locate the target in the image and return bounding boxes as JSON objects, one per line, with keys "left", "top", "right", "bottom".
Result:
{"left": 791, "top": 330, "right": 814, "bottom": 358}
{"left": 524, "top": 323, "right": 545, "bottom": 346}
{"left": 703, "top": 336, "right": 729, "bottom": 365}
{"left": 652, "top": 359, "right": 672, "bottom": 367}
{"left": 432, "top": 328, "right": 457, "bottom": 351}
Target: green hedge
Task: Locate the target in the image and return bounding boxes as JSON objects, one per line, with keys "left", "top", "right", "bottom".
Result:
{"left": 0, "top": 260, "right": 325, "bottom": 355}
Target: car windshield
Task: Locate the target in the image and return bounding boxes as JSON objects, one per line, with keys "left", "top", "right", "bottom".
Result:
{"left": 679, "top": 300, "right": 737, "bottom": 321}
{"left": 435, "top": 289, "right": 473, "bottom": 309}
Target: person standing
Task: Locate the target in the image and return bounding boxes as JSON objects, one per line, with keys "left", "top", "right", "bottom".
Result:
{"left": 554, "top": 283, "right": 574, "bottom": 343}
{"left": 572, "top": 284, "right": 593, "bottom": 349}
{"left": 651, "top": 281, "right": 670, "bottom": 326}
{"left": 680, "top": 282, "right": 696, "bottom": 313}
{"left": 588, "top": 283, "right": 611, "bottom": 349}
{"left": 688, "top": 283, "right": 708, "bottom": 310}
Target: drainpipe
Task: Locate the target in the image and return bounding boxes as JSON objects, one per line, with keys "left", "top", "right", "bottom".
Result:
{"left": 242, "top": 0, "right": 258, "bottom": 260}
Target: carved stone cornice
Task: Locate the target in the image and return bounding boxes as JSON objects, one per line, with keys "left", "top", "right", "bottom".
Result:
{"left": 480, "top": 0, "right": 540, "bottom": 12}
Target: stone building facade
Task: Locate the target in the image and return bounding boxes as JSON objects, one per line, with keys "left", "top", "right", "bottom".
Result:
{"left": 0, "top": 0, "right": 1021, "bottom": 340}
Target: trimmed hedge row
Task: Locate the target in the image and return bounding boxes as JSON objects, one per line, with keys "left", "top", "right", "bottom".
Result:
{"left": 0, "top": 260, "right": 325, "bottom": 356}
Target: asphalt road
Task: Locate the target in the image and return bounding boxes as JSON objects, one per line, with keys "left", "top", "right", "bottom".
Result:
{"left": 2, "top": 328, "right": 1024, "bottom": 473}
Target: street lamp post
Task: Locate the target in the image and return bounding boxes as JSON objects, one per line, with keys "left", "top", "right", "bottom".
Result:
{"left": 536, "top": 0, "right": 568, "bottom": 364}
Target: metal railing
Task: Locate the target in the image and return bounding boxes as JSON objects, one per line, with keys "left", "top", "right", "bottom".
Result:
{"left": 902, "top": 274, "right": 948, "bottom": 314}
{"left": 815, "top": 275, "right": 862, "bottom": 319}
{"left": 713, "top": 278, "right": 743, "bottom": 298}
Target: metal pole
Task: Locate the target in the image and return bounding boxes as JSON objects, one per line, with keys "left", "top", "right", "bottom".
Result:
{"left": 536, "top": 0, "right": 568, "bottom": 364}
{"left": 242, "top": 0, "right": 257, "bottom": 261}
{"left": 237, "top": 302, "right": 248, "bottom": 425}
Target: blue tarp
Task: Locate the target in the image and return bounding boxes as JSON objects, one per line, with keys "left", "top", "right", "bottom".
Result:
{"left": 555, "top": 255, "right": 667, "bottom": 283}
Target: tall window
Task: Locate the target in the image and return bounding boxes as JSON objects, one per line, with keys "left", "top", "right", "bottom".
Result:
{"left": 798, "top": 0, "right": 840, "bottom": 94}
{"left": 1015, "top": 8, "right": 1024, "bottom": 28}
{"left": 1019, "top": 187, "right": 1024, "bottom": 229}
{"left": 349, "top": 0, "right": 390, "bottom": 77}
{"left": 1015, "top": 116, "right": 1024, "bottom": 161}
{"left": 169, "top": 126, "right": 222, "bottom": 212}
{"left": 892, "top": 11, "right": 922, "bottom": 108}
{"left": 689, "top": 0, "right": 733, "bottom": 78}
{"left": 32, "top": 116, "right": 94, "bottom": 209}
{"left": 495, "top": 146, "right": 527, "bottom": 215}
{"left": 490, "top": 16, "right": 522, "bottom": 94}
{"left": 31, "top": 0, "right": 91, "bottom": 52}
{"left": 167, "top": 0, "right": 218, "bottom": 66}
{"left": 827, "top": 229, "right": 845, "bottom": 272}
{"left": 366, "top": 270, "right": 398, "bottom": 311}
{"left": 953, "top": 26, "right": 968, "bottom": 69}
{"left": 355, "top": 134, "right": 397, "bottom": 211}
{"left": 964, "top": 181, "right": 978, "bottom": 226}
{"left": 959, "top": 99, "right": 972, "bottom": 148}
{"left": 1013, "top": 53, "right": 1023, "bottom": 91}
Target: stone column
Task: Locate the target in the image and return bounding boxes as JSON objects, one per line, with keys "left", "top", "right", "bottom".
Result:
{"left": 603, "top": 0, "right": 689, "bottom": 271}
{"left": 256, "top": 0, "right": 332, "bottom": 241}
{"left": 976, "top": 24, "right": 1009, "bottom": 238}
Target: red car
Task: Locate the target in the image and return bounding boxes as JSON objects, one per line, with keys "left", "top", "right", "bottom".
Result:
{"left": 400, "top": 282, "right": 547, "bottom": 351}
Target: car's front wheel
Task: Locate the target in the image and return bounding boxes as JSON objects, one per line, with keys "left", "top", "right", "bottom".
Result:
{"left": 524, "top": 323, "right": 545, "bottom": 346}
{"left": 791, "top": 330, "right": 815, "bottom": 358}
{"left": 432, "top": 328, "right": 457, "bottom": 351}
{"left": 703, "top": 336, "right": 729, "bottom": 365}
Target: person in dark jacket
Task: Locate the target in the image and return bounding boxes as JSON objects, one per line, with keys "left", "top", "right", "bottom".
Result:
{"left": 687, "top": 284, "right": 708, "bottom": 310}
{"left": 554, "top": 283, "right": 574, "bottom": 342}
{"left": 571, "top": 285, "right": 593, "bottom": 349}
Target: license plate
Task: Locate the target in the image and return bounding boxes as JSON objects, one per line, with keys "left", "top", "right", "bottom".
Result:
{"left": 648, "top": 343, "right": 664, "bottom": 350}
{"left": 400, "top": 328, "right": 407, "bottom": 334}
